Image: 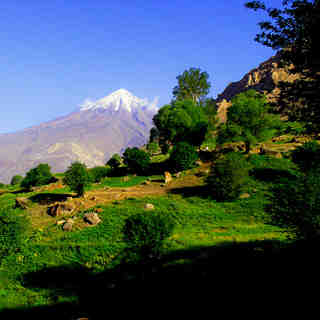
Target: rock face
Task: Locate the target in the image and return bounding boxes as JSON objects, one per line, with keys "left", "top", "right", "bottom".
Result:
{"left": 216, "top": 52, "right": 300, "bottom": 123}
{"left": 0, "top": 89, "right": 158, "bottom": 183}
{"left": 84, "top": 212, "right": 101, "bottom": 225}
{"left": 47, "top": 202, "right": 75, "bottom": 217}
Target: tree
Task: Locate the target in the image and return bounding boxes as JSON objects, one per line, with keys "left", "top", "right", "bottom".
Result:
{"left": 106, "top": 153, "right": 122, "bottom": 169}
{"left": 146, "top": 141, "right": 160, "bottom": 155}
{"left": 10, "top": 175, "right": 23, "bottom": 186}
{"left": 206, "top": 152, "right": 251, "bottom": 201}
{"left": 169, "top": 142, "right": 198, "bottom": 172}
{"left": 172, "top": 67, "right": 211, "bottom": 104}
{"left": 153, "top": 99, "right": 209, "bottom": 149}
{"left": 122, "top": 147, "right": 150, "bottom": 175}
{"left": 21, "top": 163, "right": 55, "bottom": 190}
{"left": 217, "top": 90, "right": 281, "bottom": 153}
{"left": 245, "top": 0, "right": 320, "bottom": 132}
{"left": 63, "top": 162, "right": 90, "bottom": 197}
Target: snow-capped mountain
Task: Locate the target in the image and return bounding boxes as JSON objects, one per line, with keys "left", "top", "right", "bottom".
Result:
{"left": 0, "top": 89, "right": 159, "bottom": 183}
{"left": 80, "top": 89, "right": 159, "bottom": 113}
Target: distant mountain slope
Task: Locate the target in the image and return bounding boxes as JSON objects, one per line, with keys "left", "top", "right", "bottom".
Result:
{"left": 0, "top": 89, "right": 158, "bottom": 183}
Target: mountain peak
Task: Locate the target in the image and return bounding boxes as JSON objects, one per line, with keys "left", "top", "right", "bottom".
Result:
{"left": 80, "top": 89, "right": 158, "bottom": 113}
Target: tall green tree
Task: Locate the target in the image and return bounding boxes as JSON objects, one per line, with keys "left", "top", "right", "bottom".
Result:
{"left": 21, "top": 163, "right": 54, "bottom": 190}
{"left": 172, "top": 67, "right": 211, "bottom": 104}
{"left": 63, "top": 162, "right": 90, "bottom": 197}
{"left": 245, "top": 0, "right": 320, "bottom": 132}
{"left": 153, "top": 99, "right": 209, "bottom": 149}
{"left": 217, "top": 90, "right": 281, "bottom": 153}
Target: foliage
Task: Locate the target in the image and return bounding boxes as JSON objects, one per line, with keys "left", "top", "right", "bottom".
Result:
{"left": 207, "top": 152, "right": 251, "bottom": 201}
{"left": 202, "top": 97, "right": 218, "bottom": 131}
{"left": 63, "top": 162, "right": 90, "bottom": 197}
{"left": 172, "top": 67, "right": 211, "bottom": 104}
{"left": 106, "top": 154, "right": 122, "bottom": 169}
{"left": 21, "top": 164, "right": 55, "bottom": 190}
{"left": 275, "top": 120, "right": 306, "bottom": 135}
{"left": 149, "top": 127, "right": 160, "bottom": 143}
{"left": 0, "top": 206, "right": 29, "bottom": 262}
{"left": 122, "top": 147, "right": 150, "bottom": 175}
{"left": 10, "top": 175, "right": 23, "bottom": 186}
{"left": 146, "top": 141, "right": 160, "bottom": 156}
{"left": 88, "top": 166, "right": 110, "bottom": 183}
{"left": 169, "top": 142, "right": 198, "bottom": 172}
{"left": 269, "top": 166, "right": 320, "bottom": 241}
{"left": 245, "top": 0, "right": 320, "bottom": 132}
{"left": 217, "top": 90, "right": 281, "bottom": 153}
{"left": 153, "top": 99, "right": 209, "bottom": 148}
{"left": 123, "top": 211, "right": 175, "bottom": 257}
{"left": 291, "top": 140, "right": 320, "bottom": 172}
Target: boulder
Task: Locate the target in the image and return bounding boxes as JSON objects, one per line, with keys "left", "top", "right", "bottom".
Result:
{"left": 84, "top": 212, "right": 101, "bottom": 225}
{"left": 164, "top": 171, "right": 172, "bottom": 184}
{"left": 15, "top": 197, "right": 30, "bottom": 210}
{"left": 239, "top": 193, "right": 251, "bottom": 199}
{"left": 47, "top": 202, "right": 75, "bottom": 217}
{"left": 63, "top": 222, "right": 73, "bottom": 232}
{"left": 144, "top": 203, "right": 155, "bottom": 210}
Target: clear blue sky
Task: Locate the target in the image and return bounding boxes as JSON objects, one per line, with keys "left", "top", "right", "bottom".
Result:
{"left": 0, "top": 0, "right": 282, "bottom": 134}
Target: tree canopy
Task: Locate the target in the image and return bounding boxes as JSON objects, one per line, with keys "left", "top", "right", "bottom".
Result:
{"left": 172, "top": 67, "right": 211, "bottom": 104}
{"left": 21, "top": 163, "right": 54, "bottom": 189}
{"left": 153, "top": 99, "right": 209, "bottom": 149}
{"left": 217, "top": 90, "right": 281, "bottom": 153}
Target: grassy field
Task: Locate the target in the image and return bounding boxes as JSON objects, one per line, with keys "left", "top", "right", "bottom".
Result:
{"left": 0, "top": 148, "right": 307, "bottom": 317}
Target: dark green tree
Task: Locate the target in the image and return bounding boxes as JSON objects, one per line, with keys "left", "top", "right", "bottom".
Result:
{"left": 172, "top": 67, "right": 211, "bottom": 104}
{"left": 153, "top": 99, "right": 209, "bottom": 148}
{"left": 88, "top": 166, "right": 110, "bottom": 183}
{"left": 123, "top": 147, "right": 150, "bottom": 175}
{"left": 21, "top": 163, "right": 54, "bottom": 190}
{"left": 206, "top": 152, "right": 251, "bottom": 201}
{"left": 63, "top": 162, "right": 90, "bottom": 197}
{"left": 106, "top": 153, "right": 122, "bottom": 169}
{"left": 246, "top": 0, "right": 320, "bottom": 132}
{"left": 10, "top": 175, "right": 23, "bottom": 186}
{"left": 146, "top": 141, "right": 160, "bottom": 155}
{"left": 217, "top": 90, "right": 281, "bottom": 153}
{"left": 169, "top": 142, "right": 198, "bottom": 172}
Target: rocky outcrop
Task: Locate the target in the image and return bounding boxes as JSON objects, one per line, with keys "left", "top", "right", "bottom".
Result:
{"left": 216, "top": 51, "right": 301, "bottom": 122}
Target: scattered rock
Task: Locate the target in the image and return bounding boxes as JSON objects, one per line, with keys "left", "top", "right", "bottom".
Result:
{"left": 174, "top": 172, "right": 181, "bottom": 178}
{"left": 94, "top": 207, "right": 103, "bottom": 213}
{"left": 56, "top": 220, "right": 66, "bottom": 225}
{"left": 164, "top": 171, "right": 172, "bottom": 184}
{"left": 122, "top": 176, "right": 130, "bottom": 182}
{"left": 89, "top": 196, "right": 97, "bottom": 201}
{"left": 47, "top": 202, "right": 75, "bottom": 217}
{"left": 239, "top": 193, "right": 251, "bottom": 199}
{"left": 141, "top": 180, "right": 151, "bottom": 185}
{"left": 84, "top": 212, "right": 101, "bottom": 225}
{"left": 63, "top": 222, "right": 73, "bottom": 232}
{"left": 144, "top": 203, "right": 155, "bottom": 210}
{"left": 15, "top": 197, "right": 30, "bottom": 210}
{"left": 195, "top": 160, "right": 202, "bottom": 166}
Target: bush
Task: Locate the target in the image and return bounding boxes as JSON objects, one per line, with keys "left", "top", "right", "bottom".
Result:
{"left": 206, "top": 152, "right": 250, "bottom": 201}
{"left": 146, "top": 142, "right": 160, "bottom": 155}
{"left": 169, "top": 141, "right": 198, "bottom": 172}
{"left": 123, "top": 211, "right": 175, "bottom": 258}
{"left": 270, "top": 167, "right": 320, "bottom": 241}
{"left": 21, "top": 163, "right": 55, "bottom": 190}
{"left": 291, "top": 141, "right": 320, "bottom": 173}
{"left": 88, "top": 166, "right": 110, "bottom": 183}
{"left": 123, "top": 147, "right": 150, "bottom": 175}
{"left": 0, "top": 206, "right": 29, "bottom": 262}
{"left": 106, "top": 154, "right": 122, "bottom": 169}
{"left": 10, "top": 175, "right": 23, "bottom": 186}
{"left": 63, "top": 162, "right": 90, "bottom": 197}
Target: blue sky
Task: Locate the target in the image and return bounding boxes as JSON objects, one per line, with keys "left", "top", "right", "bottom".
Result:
{"left": 0, "top": 0, "right": 282, "bottom": 133}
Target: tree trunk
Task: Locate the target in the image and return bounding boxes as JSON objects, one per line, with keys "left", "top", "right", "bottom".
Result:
{"left": 244, "top": 141, "right": 251, "bottom": 154}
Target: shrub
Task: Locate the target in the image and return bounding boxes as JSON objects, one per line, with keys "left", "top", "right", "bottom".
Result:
{"left": 146, "top": 142, "right": 160, "bottom": 155}
{"left": 270, "top": 167, "right": 320, "bottom": 241}
{"left": 63, "top": 162, "right": 90, "bottom": 197}
{"left": 169, "top": 141, "right": 198, "bottom": 172}
{"left": 10, "top": 175, "right": 23, "bottom": 186}
{"left": 21, "top": 163, "right": 55, "bottom": 190}
{"left": 123, "top": 211, "right": 175, "bottom": 258}
{"left": 106, "top": 154, "right": 122, "bottom": 169}
{"left": 123, "top": 147, "right": 150, "bottom": 175}
{"left": 206, "top": 152, "right": 251, "bottom": 201}
{"left": 88, "top": 166, "right": 110, "bottom": 183}
{"left": 291, "top": 141, "right": 320, "bottom": 173}
{"left": 0, "top": 206, "right": 29, "bottom": 262}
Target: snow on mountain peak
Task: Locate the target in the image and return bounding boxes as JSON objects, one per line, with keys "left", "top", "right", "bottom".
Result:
{"left": 80, "top": 89, "right": 158, "bottom": 113}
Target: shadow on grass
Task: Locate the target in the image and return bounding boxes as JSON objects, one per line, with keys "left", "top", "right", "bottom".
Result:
{"left": 1, "top": 239, "right": 315, "bottom": 319}
{"left": 249, "top": 168, "right": 298, "bottom": 183}
{"left": 28, "top": 193, "right": 74, "bottom": 205}
{"left": 169, "top": 185, "right": 210, "bottom": 198}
